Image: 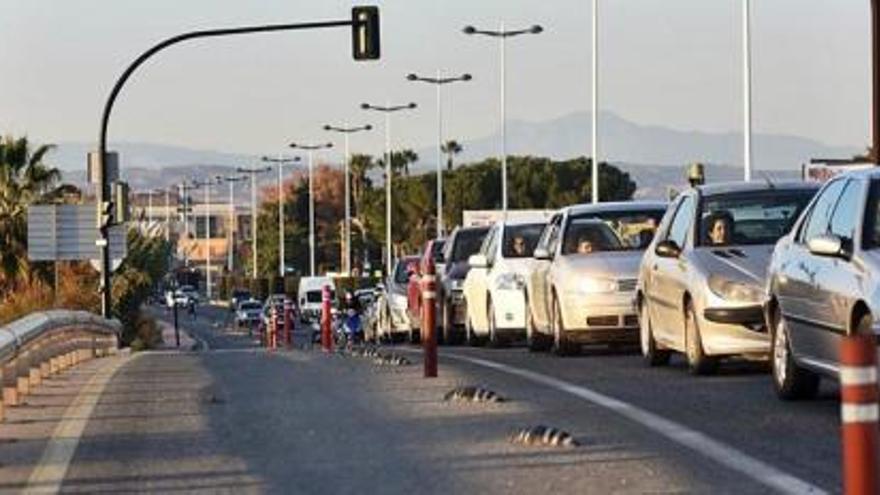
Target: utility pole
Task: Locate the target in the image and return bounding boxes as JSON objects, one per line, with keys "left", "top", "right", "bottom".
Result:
{"left": 262, "top": 155, "right": 300, "bottom": 277}
{"left": 222, "top": 175, "right": 247, "bottom": 273}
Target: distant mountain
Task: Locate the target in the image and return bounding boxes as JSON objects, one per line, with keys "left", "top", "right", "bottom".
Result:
{"left": 416, "top": 111, "right": 858, "bottom": 172}
{"left": 50, "top": 142, "right": 256, "bottom": 172}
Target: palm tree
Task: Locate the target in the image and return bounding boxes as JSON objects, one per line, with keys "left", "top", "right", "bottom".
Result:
{"left": 0, "top": 136, "right": 61, "bottom": 291}
{"left": 441, "top": 140, "right": 463, "bottom": 171}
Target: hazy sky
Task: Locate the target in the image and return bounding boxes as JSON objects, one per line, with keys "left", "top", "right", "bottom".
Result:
{"left": 0, "top": 0, "right": 871, "bottom": 164}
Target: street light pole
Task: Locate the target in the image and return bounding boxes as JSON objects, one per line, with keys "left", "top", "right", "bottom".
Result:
{"left": 323, "top": 124, "right": 372, "bottom": 274}
{"left": 290, "top": 142, "right": 333, "bottom": 277}
{"left": 262, "top": 155, "right": 300, "bottom": 277}
{"left": 592, "top": 1, "right": 599, "bottom": 202}
{"left": 406, "top": 73, "right": 471, "bottom": 236}
{"left": 360, "top": 102, "right": 417, "bottom": 273}
{"left": 742, "top": 0, "right": 753, "bottom": 182}
{"left": 463, "top": 23, "right": 543, "bottom": 212}
{"left": 222, "top": 175, "right": 247, "bottom": 273}
{"left": 237, "top": 165, "right": 271, "bottom": 279}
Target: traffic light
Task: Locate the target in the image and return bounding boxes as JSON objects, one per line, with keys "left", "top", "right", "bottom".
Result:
{"left": 98, "top": 200, "right": 114, "bottom": 230}
{"left": 113, "top": 181, "right": 130, "bottom": 223}
{"left": 351, "top": 6, "right": 380, "bottom": 60}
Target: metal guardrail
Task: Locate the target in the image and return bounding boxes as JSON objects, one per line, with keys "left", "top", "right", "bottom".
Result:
{"left": 0, "top": 310, "right": 121, "bottom": 422}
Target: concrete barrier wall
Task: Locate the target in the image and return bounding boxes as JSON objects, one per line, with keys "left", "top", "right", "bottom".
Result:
{"left": 0, "top": 310, "right": 121, "bottom": 422}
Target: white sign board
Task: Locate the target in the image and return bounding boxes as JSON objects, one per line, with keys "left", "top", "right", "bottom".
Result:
{"left": 462, "top": 209, "right": 555, "bottom": 228}
{"left": 28, "top": 204, "right": 127, "bottom": 261}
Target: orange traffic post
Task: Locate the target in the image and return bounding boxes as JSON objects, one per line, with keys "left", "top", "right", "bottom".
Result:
{"left": 422, "top": 257, "right": 438, "bottom": 378}
{"left": 269, "top": 306, "right": 278, "bottom": 350}
{"left": 840, "top": 332, "right": 879, "bottom": 495}
{"left": 321, "top": 285, "right": 333, "bottom": 353}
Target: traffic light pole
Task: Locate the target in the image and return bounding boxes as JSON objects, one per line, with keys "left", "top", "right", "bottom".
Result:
{"left": 94, "top": 11, "right": 377, "bottom": 318}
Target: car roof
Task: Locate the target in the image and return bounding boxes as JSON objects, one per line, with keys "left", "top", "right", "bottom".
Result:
{"left": 696, "top": 180, "right": 819, "bottom": 196}
{"left": 832, "top": 166, "right": 880, "bottom": 181}
{"left": 451, "top": 225, "right": 491, "bottom": 236}
{"left": 563, "top": 201, "right": 668, "bottom": 217}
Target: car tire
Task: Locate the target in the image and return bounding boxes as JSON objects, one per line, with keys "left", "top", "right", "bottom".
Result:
{"left": 685, "top": 301, "right": 718, "bottom": 375}
{"left": 639, "top": 299, "right": 671, "bottom": 366}
{"left": 526, "top": 294, "right": 551, "bottom": 352}
{"left": 441, "top": 301, "right": 456, "bottom": 346}
{"left": 771, "top": 307, "right": 820, "bottom": 400}
{"left": 551, "top": 294, "right": 578, "bottom": 357}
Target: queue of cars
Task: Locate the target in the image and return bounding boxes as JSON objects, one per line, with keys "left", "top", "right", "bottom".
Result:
{"left": 374, "top": 169, "right": 880, "bottom": 402}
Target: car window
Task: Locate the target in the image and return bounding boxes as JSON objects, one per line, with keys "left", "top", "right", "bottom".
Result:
{"left": 828, "top": 180, "right": 862, "bottom": 244}
{"left": 700, "top": 188, "right": 817, "bottom": 247}
{"left": 485, "top": 226, "right": 499, "bottom": 264}
{"left": 666, "top": 195, "right": 696, "bottom": 248}
{"left": 801, "top": 180, "right": 847, "bottom": 243}
{"left": 502, "top": 223, "right": 545, "bottom": 258}
{"left": 451, "top": 228, "right": 489, "bottom": 262}
{"left": 536, "top": 215, "right": 559, "bottom": 251}
{"left": 546, "top": 215, "right": 563, "bottom": 256}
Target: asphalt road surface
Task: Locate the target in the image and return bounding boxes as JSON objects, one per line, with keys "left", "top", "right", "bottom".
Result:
{"left": 0, "top": 303, "right": 842, "bottom": 494}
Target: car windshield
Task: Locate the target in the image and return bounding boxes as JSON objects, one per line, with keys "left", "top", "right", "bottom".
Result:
{"left": 502, "top": 223, "right": 545, "bottom": 258}
{"left": 451, "top": 228, "right": 489, "bottom": 262}
{"left": 431, "top": 240, "right": 446, "bottom": 261}
{"left": 305, "top": 290, "right": 331, "bottom": 303}
{"left": 393, "top": 260, "right": 416, "bottom": 284}
{"left": 563, "top": 208, "right": 665, "bottom": 253}
{"left": 562, "top": 220, "right": 625, "bottom": 255}
{"left": 698, "top": 189, "right": 816, "bottom": 247}
{"left": 240, "top": 302, "right": 261, "bottom": 311}
{"left": 233, "top": 290, "right": 250, "bottom": 298}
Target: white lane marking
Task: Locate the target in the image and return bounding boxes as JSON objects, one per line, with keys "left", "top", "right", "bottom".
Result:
{"left": 25, "top": 355, "right": 133, "bottom": 494}
{"left": 438, "top": 351, "right": 826, "bottom": 495}
{"left": 841, "top": 403, "right": 880, "bottom": 423}
{"left": 840, "top": 366, "right": 877, "bottom": 386}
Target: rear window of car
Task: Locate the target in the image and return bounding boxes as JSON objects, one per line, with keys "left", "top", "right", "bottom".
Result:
{"left": 450, "top": 228, "right": 490, "bottom": 262}
{"left": 393, "top": 260, "right": 415, "bottom": 284}
{"left": 431, "top": 240, "right": 446, "bottom": 260}
{"left": 502, "top": 223, "right": 545, "bottom": 258}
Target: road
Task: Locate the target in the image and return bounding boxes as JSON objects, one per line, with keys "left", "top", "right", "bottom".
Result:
{"left": 0, "top": 303, "right": 842, "bottom": 493}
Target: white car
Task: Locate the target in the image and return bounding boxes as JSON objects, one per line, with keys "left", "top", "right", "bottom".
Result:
{"left": 462, "top": 220, "right": 547, "bottom": 346}
{"left": 297, "top": 277, "right": 335, "bottom": 325}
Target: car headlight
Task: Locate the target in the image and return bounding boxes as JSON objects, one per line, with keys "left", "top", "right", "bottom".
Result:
{"left": 495, "top": 273, "right": 525, "bottom": 291}
{"left": 574, "top": 277, "right": 617, "bottom": 294}
{"left": 707, "top": 275, "right": 762, "bottom": 303}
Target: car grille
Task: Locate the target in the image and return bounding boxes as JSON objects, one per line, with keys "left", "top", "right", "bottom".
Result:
{"left": 586, "top": 316, "right": 619, "bottom": 327}
{"left": 617, "top": 279, "right": 637, "bottom": 292}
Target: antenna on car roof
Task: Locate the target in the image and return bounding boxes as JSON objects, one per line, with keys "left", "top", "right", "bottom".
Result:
{"left": 759, "top": 172, "right": 775, "bottom": 189}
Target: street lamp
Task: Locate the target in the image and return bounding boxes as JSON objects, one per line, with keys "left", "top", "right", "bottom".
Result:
{"left": 360, "top": 101, "right": 417, "bottom": 273}
{"left": 742, "top": 0, "right": 753, "bottom": 181}
{"left": 262, "top": 155, "right": 301, "bottom": 277}
{"left": 463, "top": 23, "right": 543, "bottom": 210}
{"left": 323, "top": 124, "right": 372, "bottom": 274}
{"left": 406, "top": 73, "right": 471, "bottom": 236}
{"left": 191, "top": 177, "right": 222, "bottom": 300}
{"left": 221, "top": 175, "right": 247, "bottom": 274}
{"left": 236, "top": 165, "right": 272, "bottom": 279}
{"left": 289, "top": 142, "right": 333, "bottom": 276}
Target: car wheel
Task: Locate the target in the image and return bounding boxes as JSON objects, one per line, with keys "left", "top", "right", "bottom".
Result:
{"left": 639, "top": 299, "right": 671, "bottom": 366}
{"left": 487, "top": 297, "right": 505, "bottom": 348}
{"left": 551, "top": 294, "right": 578, "bottom": 356}
{"left": 685, "top": 301, "right": 718, "bottom": 375}
{"left": 526, "top": 294, "right": 551, "bottom": 352}
{"left": 771, "top": 307, "right": 820, "bottom": 400}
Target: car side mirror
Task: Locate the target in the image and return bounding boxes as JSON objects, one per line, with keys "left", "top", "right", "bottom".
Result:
{"left": 469, "top": 254, "right": 488, "bottom": 268}
{"left": 808, "top": 234, "right": 848, "bottom": 259}
{"left": 533, "top": 247, "right": 551, "bottom": 260}
{"left": 655, "top": 239, "right": 681, "bottom": 258}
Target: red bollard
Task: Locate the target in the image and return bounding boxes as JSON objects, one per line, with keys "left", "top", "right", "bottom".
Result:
{"left": 840, "top": 332, "right": 878, "bottom": 495}
{"left": 284, "top": 299, "right": 293, "bottom": 347}
{"left": 422, "top": 257, "right": 438, "bottom": 378}
{"left": 320, "top": 285, "right": 333, "bottom": 353}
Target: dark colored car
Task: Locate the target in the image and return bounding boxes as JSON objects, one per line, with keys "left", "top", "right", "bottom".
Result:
{"left": 438, "top": 226, "right": 491, "bottom": 343}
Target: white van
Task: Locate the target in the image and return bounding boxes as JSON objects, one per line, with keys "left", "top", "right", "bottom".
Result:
{"left": 298, "top": 276, "right": 335, "bottom": 324}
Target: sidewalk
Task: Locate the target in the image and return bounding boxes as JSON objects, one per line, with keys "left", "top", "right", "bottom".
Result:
{"left": 156, "top": 319, "right": 197, "bottom": 350}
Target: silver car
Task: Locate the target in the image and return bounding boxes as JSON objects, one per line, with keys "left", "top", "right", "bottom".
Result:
{"left": 766, "top": 169, "right": 880, "bottom": 399}
{"left": 637, "top": 181, "right": 818, "bottom": 374}
{"left": 525, "top": 202, "right": 667, "bottom": 355}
